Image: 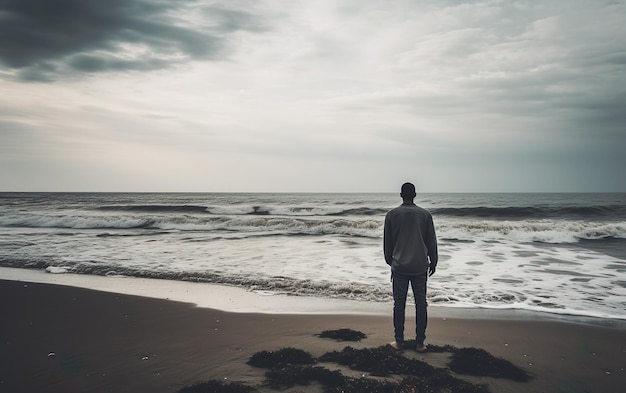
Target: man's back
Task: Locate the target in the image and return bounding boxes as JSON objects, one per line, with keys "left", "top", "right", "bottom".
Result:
{"left": 384, "top": 203, "right": 438, "bottom": 275}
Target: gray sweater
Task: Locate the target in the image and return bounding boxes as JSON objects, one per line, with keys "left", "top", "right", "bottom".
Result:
{"left": 383, "top": 203, "right": 438, "bottom": 275}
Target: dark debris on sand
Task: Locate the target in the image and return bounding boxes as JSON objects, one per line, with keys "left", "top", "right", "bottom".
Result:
{"left": 323, "top": 376, "right": 400, "bottom": 393}
{"left": 264, "top": 365, "right": 345, "bottom": 389}
{"left": 319, "top": 345, "right": 437, "bottom": 377}
{"left": 422, "top": 343, "right": 460, "bottom": 353}
{"left": 178, "top": 379, "right": 255, "bottom": 393}
{"left": 315, "top": 328, "right": 368, "bottom": 342}
{"left": 318, "top": 345, "right": 490, "bottom": 393}
{"left": 180, "top": 333, "right": 529, "bottom": 392}
{"left": 247, "top": 347, "right": 315, "bottom": 368}
{"left": 449, "top": 347, "right": 532, "bottom": 382}
{"left": 326, "top": 375, "right": 490, "bottom": 393}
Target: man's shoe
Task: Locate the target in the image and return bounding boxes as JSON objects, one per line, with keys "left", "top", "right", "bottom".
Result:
{"left": 390, "top": 341, "right": 403, "bottom": 351}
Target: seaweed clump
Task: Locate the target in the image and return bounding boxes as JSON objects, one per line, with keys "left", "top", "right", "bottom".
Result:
{"left": 316, "top": 328, "right": 368, "bottom": 342}
{"left": 325, "top": 375, "right": 490, "bottom": 393}
{"left": 178, "top": 379, "right": 255, "bottom": 393}
{"left": 248, "top": 348, "right": 345, "bottom": 390}
{"left": 449, "top": 348, "right": 532, "bottom": 382}
{"left": 319, "top": 345, "right": 437, "bottom": 377}
{"left": 181, "top": 334, "right": 529, "bottom": 392}
{"left": 422, "top": 343, "right": 460, "bottom": 353}
{"left": 247, "top": 347, "right": 315, "bottom": 368}
{"left": 318, "top": 345, "right": 490, "bottom": 393}
{"left": 323, "top": 376, "right": 401, "bottom": 393}
{"left": 265, "top": 365, "right": 345, "bottom": 389}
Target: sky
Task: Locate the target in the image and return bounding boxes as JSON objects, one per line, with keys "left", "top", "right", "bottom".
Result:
{"left": 0, "top": 0, "right": 625, "bottom": 193}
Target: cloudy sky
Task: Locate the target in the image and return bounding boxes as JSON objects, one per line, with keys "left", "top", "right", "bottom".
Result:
{"left": 1, "top": 0, "right": 624, "bottom": 192}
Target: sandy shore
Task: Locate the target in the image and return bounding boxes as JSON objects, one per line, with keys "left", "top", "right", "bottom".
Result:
{"left": 1, "top": 279, "right": 625, "bottom": 393}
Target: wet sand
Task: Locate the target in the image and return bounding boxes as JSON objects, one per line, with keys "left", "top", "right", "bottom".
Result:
{"left": 1, "top": 279, "right": 625, "bottom": 393}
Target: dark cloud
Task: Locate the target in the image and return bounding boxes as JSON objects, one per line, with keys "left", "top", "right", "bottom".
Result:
{"left": 68, "top": 54, "right": 170, "bottom": 73}
{"left": 0, "top": 0, "right": 267, "bottom": 81}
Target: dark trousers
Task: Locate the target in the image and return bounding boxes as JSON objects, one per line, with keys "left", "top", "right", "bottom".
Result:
{"left": 392, "top": 271, "right": 428, "bottom": 344}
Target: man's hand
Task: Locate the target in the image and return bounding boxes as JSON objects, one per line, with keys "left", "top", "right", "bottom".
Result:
{"left": 428, "top": 264, "right": 436, "bottom": 277}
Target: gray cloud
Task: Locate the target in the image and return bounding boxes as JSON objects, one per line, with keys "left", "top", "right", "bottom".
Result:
{"left": 0, "top": 0, "right": 268, "bottom": 81}
{"left": 0, "top": 0, "right": 624, "bottom": 192}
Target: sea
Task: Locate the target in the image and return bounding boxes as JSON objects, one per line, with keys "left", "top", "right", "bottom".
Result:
{"left": 1, "top": 192, "right": 625, "bottom": 320}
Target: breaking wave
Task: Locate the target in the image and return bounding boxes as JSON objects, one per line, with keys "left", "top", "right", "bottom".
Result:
{"left": 437, "top": 220, "right": 626, "bottom": 244}
{"left": 1, "top": 215, "right": 624, "bottom": 244}
{"left": 97, "top": 205, "right": 210, "bottom": 213}
{"left": 432, "top": 205, "right": 626, "bottom": 220}
{"left": 92, "top": 203, "right": 388, "bottom": 217}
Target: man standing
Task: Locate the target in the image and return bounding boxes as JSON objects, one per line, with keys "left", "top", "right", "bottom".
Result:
{"left": 384, "top": 182, "right": 438, "bottom": 352}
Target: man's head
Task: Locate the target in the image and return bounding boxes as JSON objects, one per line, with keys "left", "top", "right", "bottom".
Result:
{"left": 400, "top": 182, "right": 416, "bottom": 201}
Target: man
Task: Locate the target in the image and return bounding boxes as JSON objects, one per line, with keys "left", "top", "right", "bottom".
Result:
{"left": 383, "top": 182, "right": 438, "bottom": 352}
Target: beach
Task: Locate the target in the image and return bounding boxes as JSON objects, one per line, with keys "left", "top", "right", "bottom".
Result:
{"left": 2, "top": 278, "right": 625, "bottom": 393}
{"left": 1, "top": 193, "right": 625, "bottom": 392}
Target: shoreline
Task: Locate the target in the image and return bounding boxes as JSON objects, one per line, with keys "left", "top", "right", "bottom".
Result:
{"left": 1, "top": 278, "right": 625, "bottom": 393}
{"left": 1, "top": 267, "right": 625, "bottom": 328}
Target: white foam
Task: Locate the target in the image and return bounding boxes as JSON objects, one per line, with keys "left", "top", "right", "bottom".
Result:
{"left": 432, "top": 240, "right": 626, "bottom": 319}
{"left": 45, "top": 266, "right": 69, "bottom": 274}
{"left": 0, "top": 267, "right": 386, "bottom": 315}
{"left": 437, "top": 218, "right": 626, "bottom": 244}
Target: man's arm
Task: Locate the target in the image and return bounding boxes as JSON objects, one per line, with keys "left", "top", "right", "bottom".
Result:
{"left": 426, "top": 215, "right": 438, "bottom": 276}
{"left": 383, "top": 214, "right": 394, "bottom": 266}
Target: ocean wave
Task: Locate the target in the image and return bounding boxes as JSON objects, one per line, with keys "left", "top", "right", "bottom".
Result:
{"left": 91, "top": 203, "right": 621, "bottom": 221}
{"left": 4, "top": 262, "right": 625, "bottom": 320}
{"left": 432, "top": 205, "right": 626, "bottom": 220}
{"left": 96, "top": 205, "right": 210, "bottom": 213}
{"left": 37, "top": 263, "right": 393, "bottom": 302}
{"left": 327, "top": 207, "right": 389, "bottom": 216}
{"left": 2, "top": 212, "right": 625, "bottom": 244}
{"left": 92, "top": 203, "right": 387, "bottom": 217}
{"left": 0, "top": 215, "right": 158, "bottom": 230}
{"left": 205, "top": 205, "right": 386, "bottom": 217}
{"left": 437, "top": 220, "right": 626, "bottom": 243}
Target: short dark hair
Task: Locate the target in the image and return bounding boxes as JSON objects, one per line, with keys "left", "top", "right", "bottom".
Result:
{"left": 400, "top": 182, "right": 416, "bottom": 199}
